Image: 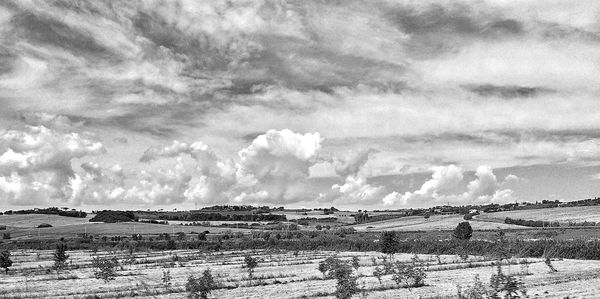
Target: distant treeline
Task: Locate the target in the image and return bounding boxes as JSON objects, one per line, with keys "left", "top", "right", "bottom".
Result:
{"left": 1, "top": 207, "right": 87, "bottom": 218}
{"left": 198, "top": 205, "right": 284, "bottom": 212}
{"left": 155, "top": 212, "right": 286, "bottom": 222}
{"left": 504, "top": 217, "right": 560, "bottom": 227}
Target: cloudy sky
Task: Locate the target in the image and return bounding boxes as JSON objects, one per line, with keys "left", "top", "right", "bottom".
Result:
{"left": 1, "top": 0, "right": 600, "bottom": 210}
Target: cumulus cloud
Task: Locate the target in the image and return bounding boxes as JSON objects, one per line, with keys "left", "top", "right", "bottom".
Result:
{"left": 235, "top": 129, "right": 322, "bottom": 203}
{"left": 0, "top": 126, "right": 105, "bottom": 205}
{"left": 383, "top": 165, "right": 516, "bottom": 207}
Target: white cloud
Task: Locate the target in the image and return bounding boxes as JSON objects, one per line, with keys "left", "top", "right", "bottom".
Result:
{"left": 383, "top": 165, "right": 515, "bottom": 207}
{"left": 0, "top": 126, "right": 104, "bottom": 205}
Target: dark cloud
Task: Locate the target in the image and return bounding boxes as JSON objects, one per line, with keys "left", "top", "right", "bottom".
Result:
{"left": 463, "top": 84, "right": 554, "bottom": 98}
{"left": 10, "top": 11, "right": 115, "bottom": 60}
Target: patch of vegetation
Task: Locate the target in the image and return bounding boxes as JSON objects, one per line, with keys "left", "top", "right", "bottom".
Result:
{"left": 92, "top": 256, "right": 119, "bottom": 283}
{"left": 0, "top": 250, "right": 12, "bottom": 274}
{"left": 53, "top": 243, "right": 69, "bottom": 272}
{"left": 186, "top": 269, "right": 216, "bottom": 299}
{"left": 453, "top": 222, "right": 473, "bottom": 240}
{"left": 89, "top": 210, "right": 138, "bottom": 223}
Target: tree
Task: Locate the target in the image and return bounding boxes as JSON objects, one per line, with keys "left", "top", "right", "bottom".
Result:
{"left": 92, "top": 256, "right": 119, "bottom": 283}
{"left": 380, "top": 231, "right": 399, "bottom": 257}
{"left": 0, "top": 250, "right": 12, "bottom": 274}
{"left": 162, "top": 269, "right": 172, "bottom": 291}
{"left": 186, "top": 269, "right": 216, "bottom": 299}
{"left": 244, "top": 255, "right": 258, "bottom": 284}
{"left": 453, "top": 222, "right": 473, "bottom": 240}
{"left": 53, "top": 243, "right": 70, "bottom": 272}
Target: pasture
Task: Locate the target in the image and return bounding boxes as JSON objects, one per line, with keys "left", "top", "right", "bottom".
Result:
{"left": 352, "top": 214, "right": 526, "bottom": 232}
{"left": 475, "top": 206, "right": 600, "bottom": 224}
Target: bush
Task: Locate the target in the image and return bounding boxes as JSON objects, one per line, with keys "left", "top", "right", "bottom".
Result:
{"left": 53, "top": 243, "right": 69, "bottom": 271}
{"left": 391, "top": 260, "right": 426, "bottom": 288}
{"left": 2, "top": 232, "right": 10, "bottom": 239}
{"left": 244, "top": 255, "right": 259, "bottom": 282}
{"left": 92, "top": 256, "right": 119, "bottom": 283}
{"left": 380, "top": 231, "right": 399, "bottom": 256}
{"left": 489, "top": 263, "right": 526, "bottom": 298}
{"left": 186, "top": 269, "right": 216, "bottom": 299}
{"left": 453, "top": 222, "right": 473, "bottom": 240}
{"left": 0, "top": 250, "right": 12, "bottom": 274}
{"left": 37, "top": 223, "right": 53, "bottom": 228}
{"left": 317, "top": 255, "right": 358, "bottom": 299}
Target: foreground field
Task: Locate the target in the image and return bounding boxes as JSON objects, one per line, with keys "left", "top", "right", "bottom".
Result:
{"left": 352, "top": 214, "right": 526, "bottom": 231}
{"left": 476, "top": 206, "right": 600, "bottom": 224}
{"left": 0, "top": 248, "right": 597, "bottom": 298}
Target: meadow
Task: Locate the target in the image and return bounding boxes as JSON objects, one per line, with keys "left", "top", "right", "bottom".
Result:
{"left": 475, "top": 206, "right": 600, "bottom": 224}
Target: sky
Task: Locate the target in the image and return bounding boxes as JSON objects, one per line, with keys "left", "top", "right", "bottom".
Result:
{"left": 1, "top": 0, "right": 600, "bottom": 210}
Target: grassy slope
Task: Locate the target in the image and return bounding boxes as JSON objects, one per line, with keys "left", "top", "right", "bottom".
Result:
{"left": 0, "top": 214, "right": 92, "bottom": 228}
{"left": 352, "top": 214, "right": 527, "bottom": 231}
{"left": 475, "top": 206, "right": 600, "bottom": 223}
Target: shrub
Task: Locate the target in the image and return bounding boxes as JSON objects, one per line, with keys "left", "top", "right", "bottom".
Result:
{"left": 2, "top": 232, "right": 10, "bottom": 239}
{"left": 489, "top": 263, "right": 525, "bottom": 298}
{"left": 453, "top": 222, "right": 473, "bottom": 240}
{"left": 37, "top": 223, "right": 53, "bottom": 228}
{"left": 391, "top": 260, "right": 426, "bottom": 288}
{"left": 244, "top": 255, "right": 259, "bottom": 283}
{"left": 53, "top": 243, "right": 69, "bottom": 272}
{"left": 380, "top": 231, "right": 399, "bottom": 257}
{"left": 186, "top": 269, "right": 216, "bottom": 299}
{"left": 318, "top": 255, "right": 358, "bottom": 299}
{"left": 0, "top": 250, "right": 12, "bottom": 274}
{"left": 463, "top": 214, "right": 473, "bottom": 220}
{"left": 0, "top": 225, "right": 6, "bottom": 230}
{"left": 167, "top": 239, "right": 177, "bottom": 250}
{"left": 92, "top": 256, "right": 119, "bottom": 283}
{"left": 457, "top": 274, "right": 488, "bottom": 299}
{"left": 162, "top": 269, "right": 172, "bottom": 291}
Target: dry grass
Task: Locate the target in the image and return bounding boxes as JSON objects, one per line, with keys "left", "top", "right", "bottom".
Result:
{"left": 1, "top": 249, "right": 599, "bottom": 298}
{"left": 352, "top": 214, "right": 525, "bottom": 232}
{"left": 475, "top": 206, "right": 600, "bottom": 224}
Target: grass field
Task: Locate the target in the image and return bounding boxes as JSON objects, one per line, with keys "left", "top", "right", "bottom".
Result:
{"left": 352, "top": 214, "right": 527, "bottom": 232}
{"left": 0, "top": 248, "right": 596, "bottom": 298}
{"left": 0, "top": 214, "right": 255, "bottom": 240}
{"left": 475, "top": 206, "right": 600, "bottom": 224}
{"left": 0, "top": 214, "right": 93, "bottom": 228}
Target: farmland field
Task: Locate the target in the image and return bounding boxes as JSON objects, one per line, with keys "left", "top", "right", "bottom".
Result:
{"left": 352, "top": 214, "right": 527, "bottom": 231}
{"left": 0, "top": 214, "right": 93, "bottom": 228}
{"left": 1, "top": 248, "right": 599, "bottom": 298}
{"left": 475, "top": 206, "right": 600, "bottom": 224}
{"left": 0, "top": 218, "right": 251, "bottom": 240}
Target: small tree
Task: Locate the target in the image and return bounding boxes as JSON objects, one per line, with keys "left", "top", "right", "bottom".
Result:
{"left": 0, "top": 250, "right": 12, "bottom": 274}
{"left": 162, "top": 269, "right": 172, "bottom": 291}
{"left": 317, "top": 255, "right": 359, "bottom": 299}
{"left": 453, "top": 222, "right": 473, "bottom": 240}
{"left": 186, "top": 269, "right": 216, "bottom": 299}
{"left": 244, "top": 255, "right": 258, "bottom": 283}
{"left": 53, "top": 243, "right": 70, "bottom": 272}
{"left": 92, "top": 256, "right": 119, "bottom": 283}
{"left": 380, "top": 231, "right": 399, "bottom": 258}
{"left": 318, "top": 261, "right": 328, "bottom": 279}
{"left": 373, "top": 266, "right": 384, "bottom": 285}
